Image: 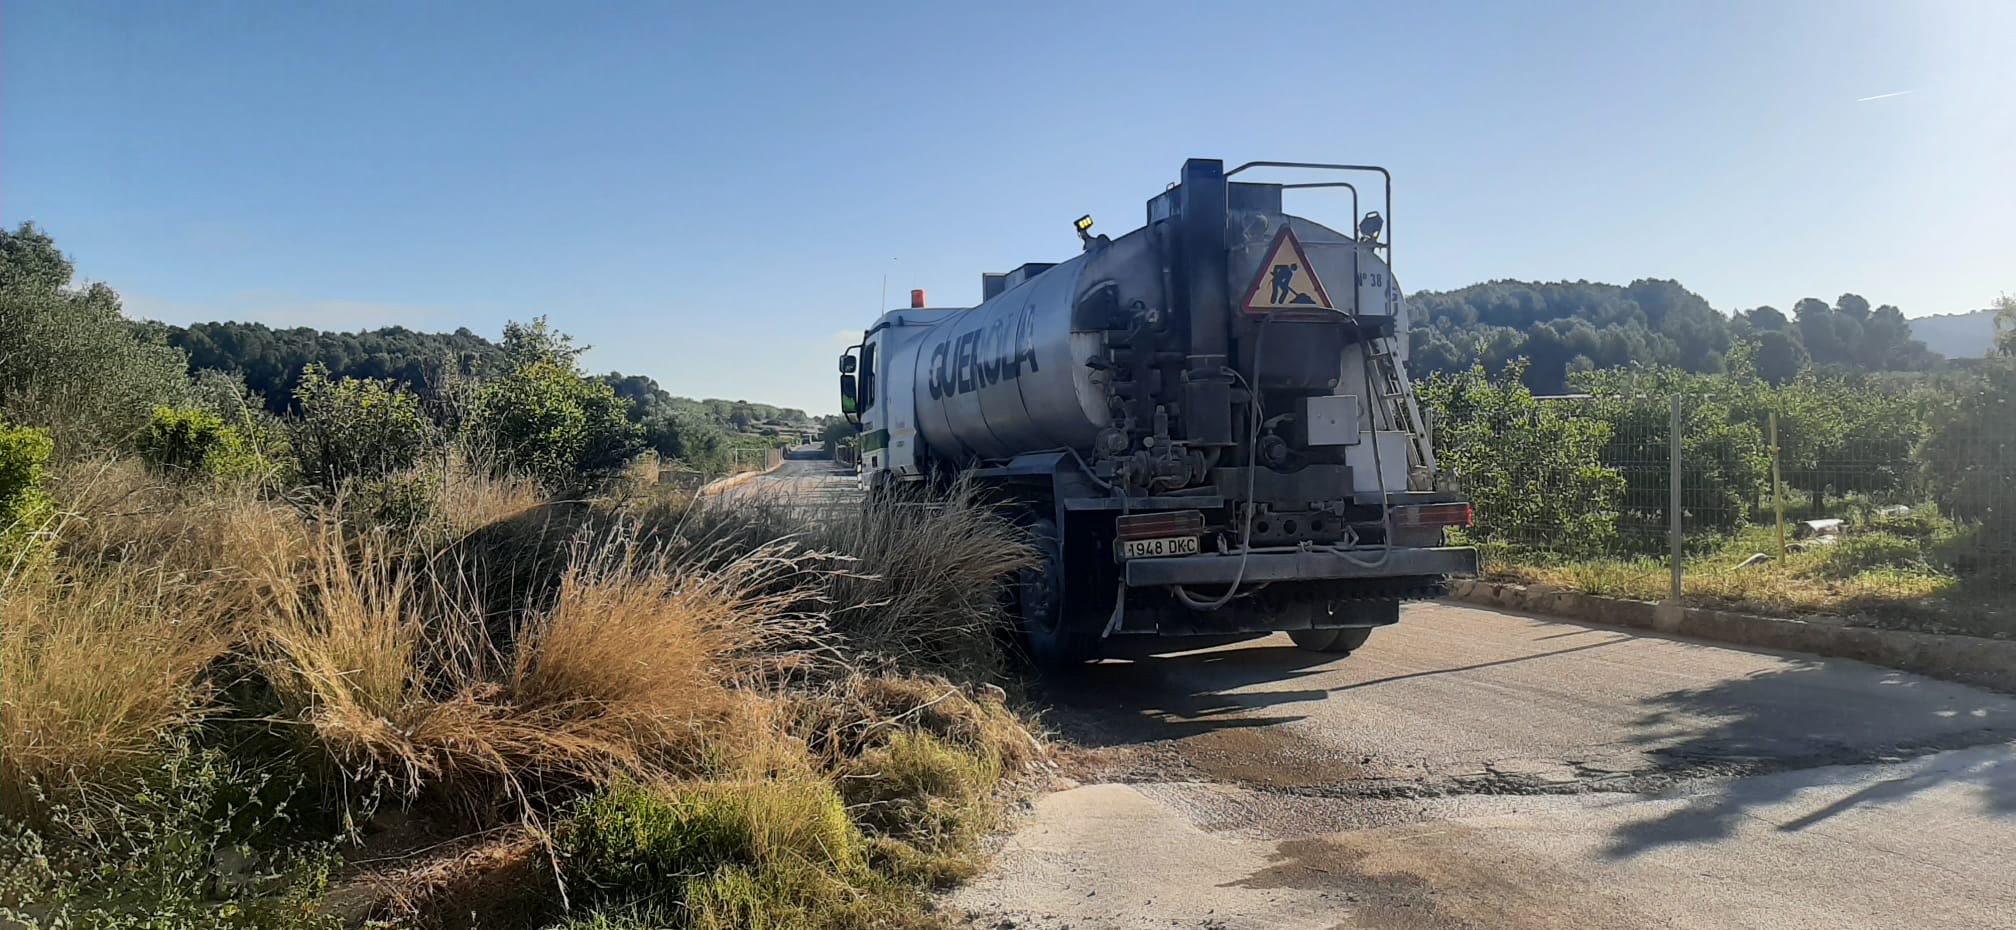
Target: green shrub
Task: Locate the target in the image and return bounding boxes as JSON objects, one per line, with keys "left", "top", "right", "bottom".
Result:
{"left": 288, "top": 364, "right": 432, "bottom": 490}
{"left": 550, "top": 778, "right": 951, "bottom": 930}
{"left": 0, "top": 420, "right": 54, "bottom": 562}
{"left": 465, "top": 319, "right": 642, "bottom": 494}
{"left": 1810, "top": 532, "right": 1932, "bottom": 580}
{"left": 135, "top": 405, "right": 277, "bottom": 486}
{"left": 644, "top": 409, "right": 728, "bottom": 473}
{"left": 1920, "top": 361, "right": 2015, "bottom": 577}
{"left": 339, "top": 468, "right": 443, "bottom": 530}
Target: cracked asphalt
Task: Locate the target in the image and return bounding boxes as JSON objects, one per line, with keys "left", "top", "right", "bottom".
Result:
{"left": 953, "top": 601, "right": 2016, "bottom": 930}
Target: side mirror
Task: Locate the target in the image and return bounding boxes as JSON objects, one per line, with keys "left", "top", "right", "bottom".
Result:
{"left": 840, "top": 374, "right": 858, "bottom": 416}
{"left": 839, "top": 354, "right": 857, "bottom": 374}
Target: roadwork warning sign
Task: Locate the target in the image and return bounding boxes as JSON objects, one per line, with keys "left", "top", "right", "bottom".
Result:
{"left": 1240, "top": 227, "right": 1334, "bottom": 315}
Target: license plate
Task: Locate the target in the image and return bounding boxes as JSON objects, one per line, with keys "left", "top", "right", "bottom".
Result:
{"left": 1120, "top": 535, "right": 1200, "bottom": 559}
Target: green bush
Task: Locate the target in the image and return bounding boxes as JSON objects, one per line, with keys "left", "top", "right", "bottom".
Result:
{"left": 838, "top": 731, "right": 998, "bottom": 887}
{"left": 464, "top": 319, "right": 642, "bottom": 494}
{"left": 134, "top": 405, "right": 278, "bottom": 486}
{"left": 644, "top": 409, "right": 729, "bottom": 473}
{"left": 1572, "top": 367, "right": 1769, "bottom": 540}
{"left": 288, "top": 364, "right": 432, "bottom": 490}
{"left": 558, "top": 778, "right": 888, "bottom": 929}
{"left": 0, "top": 421, "right": 54, "bottom": 562}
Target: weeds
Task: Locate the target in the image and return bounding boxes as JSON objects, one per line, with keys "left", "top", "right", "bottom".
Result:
{"left": 0, "top": 739, "right": 339, "bottom": 930}
{"left": 1485, "top": 509, "right": 2011, "bottom": 637}
{"left": 3, "top": 455, "right": 1039, "bottom": 930}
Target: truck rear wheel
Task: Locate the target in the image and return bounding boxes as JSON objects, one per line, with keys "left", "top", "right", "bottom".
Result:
{"left": 1017, "top": 517, "right": 1093, "bottom": 670}
{"left": 1288, "top": 627, "right": 1373, "bottom": 654}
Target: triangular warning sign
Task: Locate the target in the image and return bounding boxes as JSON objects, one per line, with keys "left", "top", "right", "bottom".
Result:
{"left": 1240, "top": 227, "right": 1334, "bottom": 315}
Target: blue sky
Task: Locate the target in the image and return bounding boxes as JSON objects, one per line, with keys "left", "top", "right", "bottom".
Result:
{"left": 5, "top": 1, "right": 2011, "bottom": 414}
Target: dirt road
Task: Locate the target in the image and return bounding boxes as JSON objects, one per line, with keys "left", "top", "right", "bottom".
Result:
{"left": 954, "top": 603, "right": 2016, "bottom": 930}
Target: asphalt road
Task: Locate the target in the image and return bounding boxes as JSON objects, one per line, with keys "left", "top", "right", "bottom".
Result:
{"left": 710, "top": 446, "right": 859, "bottom": 511}
{"left": 733, "top": 457, "right": 2016, "bottom": 928}
{"left": 953, "top": 603, "right": 2016, "bottom": 930}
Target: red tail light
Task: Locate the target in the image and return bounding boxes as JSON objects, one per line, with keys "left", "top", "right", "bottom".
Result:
{"left": 1391, "top": 502, "right": 1472, "bottom": 529}
{"left": 1115, "top": 510, "right": 1205, "bottom": 540}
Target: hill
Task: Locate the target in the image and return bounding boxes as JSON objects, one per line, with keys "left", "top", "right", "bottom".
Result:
{"left": 1908, "top": 309, "right": 1998, "bottom": 359}
{"left": 1406, "top": 280, "right": 1941, "bottom": 392}
{"left": 158, "top": 320, "right": 811, "bottom": 428}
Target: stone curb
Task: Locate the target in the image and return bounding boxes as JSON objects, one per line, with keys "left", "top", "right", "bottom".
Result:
{"left": 698, "top": 458, "right": 785, "bottom": 497}
{"left": 1447, "top": 579, "right": 2016, "bottom": 693}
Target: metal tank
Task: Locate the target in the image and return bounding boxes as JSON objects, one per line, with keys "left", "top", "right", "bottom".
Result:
{"left": 905, "top": 202, "right": 1405, "bottom": 467}
{"left": 906, "top": 252, "right": 1110, "bottom": 462}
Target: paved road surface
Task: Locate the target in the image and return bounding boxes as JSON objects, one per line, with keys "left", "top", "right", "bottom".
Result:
{"left": 953, "top": 603, "right": 2016, "bottom": 930}
{"left": 729, "top": 458, "right": 2016, "bottom": 927}
{"left": 711, "top": 446, "right": 859, "bottom": 512}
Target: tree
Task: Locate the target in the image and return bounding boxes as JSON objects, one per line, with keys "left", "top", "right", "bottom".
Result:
{"left": 162, "top": 320, "right": 503, "bottom": 414}
{"left": 1919, "top": 340, "right": 2014, "bottom": 575}
{"left": 1418, "top": 361, "right": 1625, "bottom": 553}
{"left": 1750, "top": 330, "right": 1808, "bottom": 385}
{"left": 0, "top": 224, "right": 191, "bottom": 451}
{"left": 465, "top": 319, "right": 642, "bottom": 493}
{"left": 643, "top": 410, "right": 727, "bottom": 471}
{"left": 1983, "top": 296, "right": 2011, "bottom": 352}
{"left": 289, "top": 364, "right": 433, "bottom": 489}
{"left": 1771, "top": 374, "right": 1919, "bottom": 517}
{"left": 1570, "top": 366, "right": 1769, "bottom": 540}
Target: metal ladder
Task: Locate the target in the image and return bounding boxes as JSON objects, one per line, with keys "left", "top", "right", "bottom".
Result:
{"left": 1369, "top": 288, "right": 1437, "bottom": 477}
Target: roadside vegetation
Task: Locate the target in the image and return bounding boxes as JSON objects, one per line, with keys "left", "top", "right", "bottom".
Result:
{"left": 0, "top": 224, "right": 1038, "bottom": 929}
{"left": 1422, "top": 308, "right": 2015, "bottom": 637}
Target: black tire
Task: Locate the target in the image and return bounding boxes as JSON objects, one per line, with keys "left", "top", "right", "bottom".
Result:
{"left": 1016, "top": 517, "right": 1094, "bottom": 670}
{"left": 1288, "top": 627, "right": 1373, "bottom": 654}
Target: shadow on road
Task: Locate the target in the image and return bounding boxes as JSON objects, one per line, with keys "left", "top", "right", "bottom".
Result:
{"left": 1605, "top": 661, "right": 2016, "bottom": 858}
{"left": 1038, "top": 644, "right": 1341, "bottom": 747}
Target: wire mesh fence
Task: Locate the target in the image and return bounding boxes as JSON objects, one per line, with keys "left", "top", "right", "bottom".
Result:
{"left": 1429, "top": 378, "right": 2012, "bottom": 632}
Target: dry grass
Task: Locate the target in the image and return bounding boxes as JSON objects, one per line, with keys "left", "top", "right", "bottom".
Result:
{"left": 255, "top": 522, "right": 831, "bottom": 816}
{"left": 9, "top": 451, "right": 1044, "bottom": 929}
{"left": 0, "top": 460, "right": 306, "bottom": 820}
{"left": 0, "top": 569, "right": 233, "bottom": 819}
{"left": 674, "top": 483, "right": 1037, "bottom": 678}
{"left": 45, "top": 457, "right": 312, "bottom": 610}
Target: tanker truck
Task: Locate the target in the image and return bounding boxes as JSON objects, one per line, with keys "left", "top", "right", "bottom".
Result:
{"left": 837, "top": 159, "right": 1477, "bottom": 666}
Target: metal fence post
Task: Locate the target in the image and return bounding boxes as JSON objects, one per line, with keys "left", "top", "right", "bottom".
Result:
{"left": 1769, "top": 411, "right": 1786, "bottom": 563}
{"left": 1668, "top": 394, "right": 1684, "bottom": 602}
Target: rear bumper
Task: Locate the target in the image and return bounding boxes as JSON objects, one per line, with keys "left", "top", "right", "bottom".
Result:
{"left": 1122, "top": 545, "right": 1479, "bottom": 587}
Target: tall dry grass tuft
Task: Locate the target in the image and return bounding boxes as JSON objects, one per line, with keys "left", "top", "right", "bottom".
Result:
{"left": 1, "top": 460, "right": 311, "bottom": 821}
{"left": 255, "top": 521, "right": 828, "bottom": 818}
{"left": 0, "top": 568, "right": 233, "bottom": 820}
{"left": 806, "top": 485, "right": 1035, "bottom": 678}
{"left": 425, "top": 452, "right": 544, "bottom": 539}
{"left": 45, "top": 457, "right": 312, "bottom": 614}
